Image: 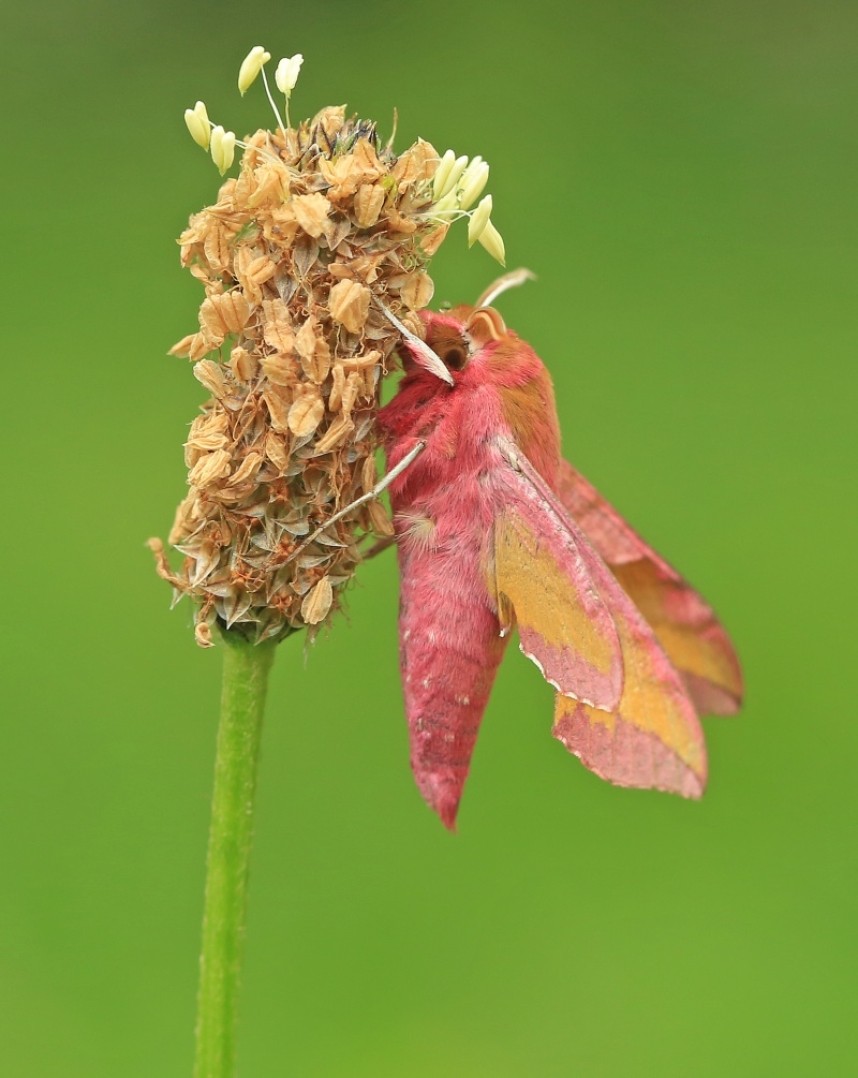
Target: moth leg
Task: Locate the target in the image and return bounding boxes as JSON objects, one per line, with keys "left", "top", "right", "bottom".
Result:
{"left": 284, "top": 440, "right": 426, "bottom": 563}
{"left": 362, "top": 535, "right": 397, "bottom": 560}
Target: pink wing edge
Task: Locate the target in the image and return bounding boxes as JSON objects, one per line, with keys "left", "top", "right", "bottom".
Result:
{"left": 555, "top": 459, "right": 744, "bottom": 717}
{"left": 495, "top": 437, "right": 708, "bottom": 799}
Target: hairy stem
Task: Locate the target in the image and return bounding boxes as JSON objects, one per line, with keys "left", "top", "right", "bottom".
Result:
{"left": 193, "top": 632, "right": 277, "bottom": 1078}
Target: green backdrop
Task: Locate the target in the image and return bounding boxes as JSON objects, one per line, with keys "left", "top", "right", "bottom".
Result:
{"left": 2, "top": 1, "right": 855, "bottom": 1074}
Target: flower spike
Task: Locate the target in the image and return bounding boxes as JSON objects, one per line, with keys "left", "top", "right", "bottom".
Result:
{"left": 161, "top": 48, "right": 517, "bottom": 649}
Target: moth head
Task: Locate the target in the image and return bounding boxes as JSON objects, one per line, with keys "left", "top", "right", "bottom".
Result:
{"left": 387, "top": 268, "right": 535, "bottom": 384}
{"left": 420, "top": 305, "right": 508, "bottom": 374}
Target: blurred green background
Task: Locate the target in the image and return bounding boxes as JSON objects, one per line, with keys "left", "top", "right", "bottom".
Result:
{"left": 1, "top": 1, "right": 855, "bottom": 1074}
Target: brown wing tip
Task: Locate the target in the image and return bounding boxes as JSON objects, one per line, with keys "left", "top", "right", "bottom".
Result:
{"left": 683, "top": 671, "right": 743, "bottom": 718}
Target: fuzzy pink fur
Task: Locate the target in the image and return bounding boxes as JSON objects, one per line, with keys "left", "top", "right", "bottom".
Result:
{"left": 556, "top": 461, "right": 743, "bottom": 715}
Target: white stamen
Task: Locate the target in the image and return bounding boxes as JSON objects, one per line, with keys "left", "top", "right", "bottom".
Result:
{"left": 238, "top": 45, "right": 271, "bottom": 95}
{"left": 183, "top": 101, "right": 210, "bottom": 149}
{"left": 467, "top": 195, "right": 493, "bottom": 248}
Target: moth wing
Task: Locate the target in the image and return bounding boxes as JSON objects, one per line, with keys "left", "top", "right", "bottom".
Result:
{"left": 556, "top": 459, "right": 743, "bottom": 716}
{"left": 489, "top": 449, "right": 625, "bottom": 713}
{"left": 494, "top": 439, "right": 707, "bottom": 797}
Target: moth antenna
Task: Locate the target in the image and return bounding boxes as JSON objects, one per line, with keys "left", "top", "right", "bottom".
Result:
{"left": 476, "top": 267, "right": 537, "bottom": 309}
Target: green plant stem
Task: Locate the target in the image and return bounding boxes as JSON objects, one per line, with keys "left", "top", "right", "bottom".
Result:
{"left": 193, "top": 633, "right": 277, "bottom": 1078}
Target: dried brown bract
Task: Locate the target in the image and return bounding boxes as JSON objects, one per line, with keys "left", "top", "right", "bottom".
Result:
{"left": 151, "top": 108, "right": 448, "bottom": 646}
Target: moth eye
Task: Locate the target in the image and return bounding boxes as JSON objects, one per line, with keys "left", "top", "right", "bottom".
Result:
{"left": 442, "top": 346, "right": 467, "bottom": 371}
